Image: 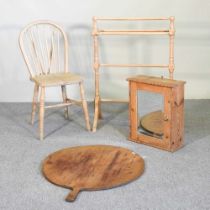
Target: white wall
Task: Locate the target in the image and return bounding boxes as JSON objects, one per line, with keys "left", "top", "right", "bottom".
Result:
{"left": 0, "top": 0, "right": 210, "bottom": 101}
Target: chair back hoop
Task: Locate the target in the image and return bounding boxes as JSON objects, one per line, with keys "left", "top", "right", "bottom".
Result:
{"left": 19, "top": 20, "right": 69, "bottom": 78}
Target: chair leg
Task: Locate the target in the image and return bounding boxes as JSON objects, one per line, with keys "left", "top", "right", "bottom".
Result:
{"left": 61, "top": 85, "right": 69, "bottom": 119}
{"left": 31, "top": 84, "right": 39, "bottom": 125}
{"left": 79, "top": 82, "right": 91, "bottom": 131}
{"left": 39, "top": 87, "right": 45, "bottom": 140}
{"left": 98, "top": 97, "right": 102, "bottom": 119}
{"left": 93, "top": 96, "right": 99, "bottom": 132}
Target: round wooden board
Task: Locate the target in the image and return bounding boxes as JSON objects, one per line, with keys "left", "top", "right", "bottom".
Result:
{"left": 42, "top": 145, "right": 144, "bottom": 202}
{"left": 140, "top": 110, "right": 164, "bottom": 136}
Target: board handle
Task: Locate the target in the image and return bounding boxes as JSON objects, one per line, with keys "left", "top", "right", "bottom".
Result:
{"left": 66, "top": 188, "right": 80, "bottom": 202}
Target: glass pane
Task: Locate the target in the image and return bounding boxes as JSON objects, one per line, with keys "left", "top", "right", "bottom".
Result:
{"left": 137, "top": 90, "right": 164, "bottom": 139}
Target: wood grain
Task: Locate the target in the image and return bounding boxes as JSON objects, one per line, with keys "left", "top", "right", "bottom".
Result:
{"left": 31, "top": 84, "right": 39, "bottom": 125}
{"left": 127, "top": 75, "right": 185, "bottom": 88}
{"left": 32, "top": 72, "right": 83, "bottom": 87}
{"left": 92, "top": 17, "right": 175, "bottom": 131}
{"left": 19, "top": 21, "right": 91, "bottom": 140}
{"left": 42, "top": 145, "right": 144, "bottom": 202}
{"left": 127, "top": 75, "right": 185, "bottom": 152}
{"left": 140, "top": 110, "right": 164, "bottom": 136}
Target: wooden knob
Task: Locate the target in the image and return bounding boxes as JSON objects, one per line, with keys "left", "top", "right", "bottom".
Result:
{"left": 163, "top": 114, "right": 168, "bottom": 121}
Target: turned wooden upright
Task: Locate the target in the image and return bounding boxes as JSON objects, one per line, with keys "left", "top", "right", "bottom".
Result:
{"left": 92, "top": 17, "right": 175, "bottom": 132}
{"left": 127, "top": 75, "right": 186, "bottom": 152}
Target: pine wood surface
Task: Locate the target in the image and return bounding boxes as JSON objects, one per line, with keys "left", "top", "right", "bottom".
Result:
{"left": 42, "top": 145, "right": 144, "bottom": 202}
{"left": 32, "top": 72, "right": 83, "bottom": 87}
{"left": 127, "top": 75, "right": 186, "bottom": 87}
{"left": 92, "top": 17, "right": 175, "bottom": 132}
{"left": 128, "top": 75, "right": 185, "bottom": 152}
{"left": 19, "top": 21, "right": 91, "bottom": 139}
{"left": 140, "top": 110, "right": 164, "bottom": 136}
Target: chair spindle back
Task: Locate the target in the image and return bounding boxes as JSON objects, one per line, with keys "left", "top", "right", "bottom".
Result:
{"left": 19, "top": 20, "right": 69, "bottom": 78}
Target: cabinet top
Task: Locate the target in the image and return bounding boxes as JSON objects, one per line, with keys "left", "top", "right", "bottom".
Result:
{"left": 127, "top": 75, "right": 186, "bottom": 88}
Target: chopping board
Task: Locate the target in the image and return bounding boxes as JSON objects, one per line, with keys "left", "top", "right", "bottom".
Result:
{"left": 42, "top": 145, "right": 144, "bottom": 202}
{"left": 140, "top": 110, "right": 164, "bottom": 136}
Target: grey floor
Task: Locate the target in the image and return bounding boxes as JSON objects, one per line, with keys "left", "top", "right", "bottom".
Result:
{"left": 0, "top": 100, "right": 210, "bottom": 210}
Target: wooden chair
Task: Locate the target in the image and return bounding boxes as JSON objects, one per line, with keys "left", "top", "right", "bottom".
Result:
{"left": 19, "top": 20, "right": 91, "bottom": 140}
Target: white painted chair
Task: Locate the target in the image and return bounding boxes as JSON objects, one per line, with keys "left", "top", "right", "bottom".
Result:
{"left": 19, "top": 20, "right": 91, "bottom": 140}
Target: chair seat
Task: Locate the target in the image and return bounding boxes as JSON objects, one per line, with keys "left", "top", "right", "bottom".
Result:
{"left": 31, "top": 72, "right": 83, "bottom": 86}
